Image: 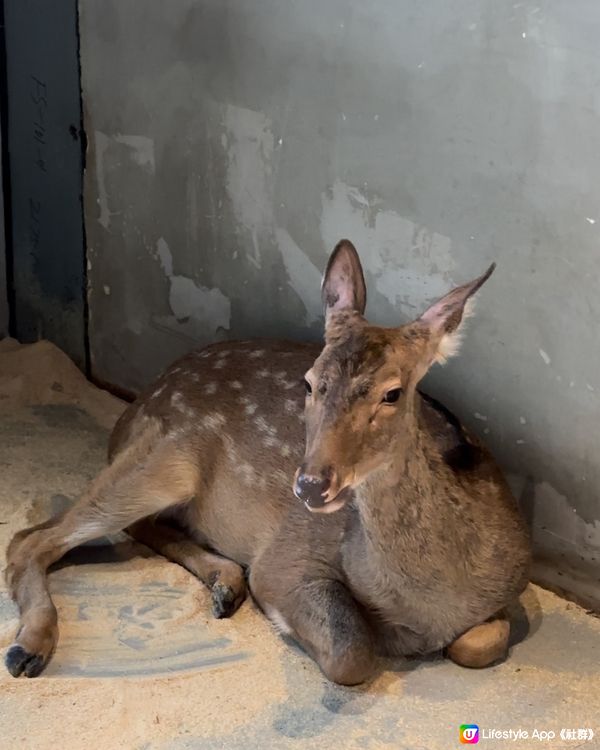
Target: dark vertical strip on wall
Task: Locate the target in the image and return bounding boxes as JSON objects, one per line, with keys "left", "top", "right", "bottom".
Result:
{"left": 3, "top": 0, "right": 87, "bottom": 369}
{"left": 0, "top": 0, "right": 16, "bottom": 337}
{"left": 75, "top": 1, "right": 90, "bottom": 375}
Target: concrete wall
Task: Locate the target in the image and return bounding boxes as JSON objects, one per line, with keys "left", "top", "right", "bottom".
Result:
{"left": 80, "top": 0, "right": 600, "bottom": 600}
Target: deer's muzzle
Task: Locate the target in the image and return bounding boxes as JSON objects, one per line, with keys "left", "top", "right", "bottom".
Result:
{"left": 293, "top": 466, "right": 351, "bottom": 514}
{"left": 294, "top": 471, "right": 330, "bottom": 509}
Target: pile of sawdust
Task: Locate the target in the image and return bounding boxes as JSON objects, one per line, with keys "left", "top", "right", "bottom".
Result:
{"left": 0, "top": 338, "right": 125, "bottom": 429}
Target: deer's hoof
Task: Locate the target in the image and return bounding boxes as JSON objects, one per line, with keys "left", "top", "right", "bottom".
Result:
{"left": 211, "top": 582, "right": 244, "bottom": 619}
{"left": 5, "top": 644, "right": 47, "bottom": 678}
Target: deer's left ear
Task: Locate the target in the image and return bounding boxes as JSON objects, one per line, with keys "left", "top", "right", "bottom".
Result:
{"left": 321, "top": 239, "right": 367, "bottom": 324}
{"left": 418, "top": 263, "right": 496, "bottom": 364}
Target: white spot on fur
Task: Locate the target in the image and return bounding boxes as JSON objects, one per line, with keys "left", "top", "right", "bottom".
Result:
{"left": 284, "top": 399, "right": 297, "bottom": 413}
{"left": 274, "top": 370, "right": 299, "bottom": 390}
{"left": 203, "top": 382, "right": 217, "bottom": 395}
{"left": 255, "top": 416, "right": 279, "bottom": 447}
{"left": 151, "top": 384, "right": 166, "bottom": 400}
{"left": 254, "top": 416, "right": 273, "bottom": 433}
{"left": 171, "top": 392, "right": 195, "bottom": 417}
{"left": 224, "top": 438, "right": 237, "bottom": 462}
{"left": 264, "top": 605, "right": 292, "bottom": 635}
{"left": 274, "top": 468, "right": 290, "bottom": 485}
{"left": 249, "top": 349, "right": 265, "bottom": 359}
{"left": 171, "top": 392, "right": 184, "bottom": 408}
{"left": 229, "top": 380, "right": 243, "bottom": 390}
{"left": 239, "top": 462, "right": 255, "bottom": 484}
{"left": 213, "top": 359, "right": 226, "bottom": 370}
{"left": 257, "top": 369, "right": 269, "bottom": 378}
{"left": 280, "top": 444, "right": 291, "bottom": 457}
{"left": 202, "top": 413, "right": 226, "bottom": 429}
{"left": 239, "top": 396, "right": 258, "bottom": 416}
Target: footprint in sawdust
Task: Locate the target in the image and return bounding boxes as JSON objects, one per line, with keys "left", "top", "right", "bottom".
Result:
{"left": 8, "top": 567, "right": 249, "bottom": 678}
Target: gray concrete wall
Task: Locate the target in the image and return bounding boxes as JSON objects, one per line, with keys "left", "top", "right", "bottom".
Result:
{"left": 80, "top": 0, "right": 600, "bottom": 599}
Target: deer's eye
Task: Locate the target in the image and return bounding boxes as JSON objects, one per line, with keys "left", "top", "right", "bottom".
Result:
{"left": 303, "top": 378, "right": 313, "bottom": 395}
{"left": 382, "top": 388, "right": 402, "bottom": 404}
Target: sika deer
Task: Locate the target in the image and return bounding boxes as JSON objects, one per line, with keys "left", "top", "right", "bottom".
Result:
{"left": 5, "top": 240, "right": 531, "bottom": 683}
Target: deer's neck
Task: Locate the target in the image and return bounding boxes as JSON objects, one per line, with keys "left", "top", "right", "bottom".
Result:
{"left": 352, "top": 415, "right": 435, "bottom": 571}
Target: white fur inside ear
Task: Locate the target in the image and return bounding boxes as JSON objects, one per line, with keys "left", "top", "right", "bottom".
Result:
{"left": 434, "top": 298, "right": 476, "bottom": 364}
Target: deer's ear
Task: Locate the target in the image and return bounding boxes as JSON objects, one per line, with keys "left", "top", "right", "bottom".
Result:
{"left": 419, "top": 263, "right": 496, "bottom": 364}
{"left": 321, "top": 239, "right": 367, "bottom": 324}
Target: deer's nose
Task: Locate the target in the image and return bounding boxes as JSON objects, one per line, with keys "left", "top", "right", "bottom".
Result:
{"left": 294, "top": 472, "right": 331, "bottom": 508}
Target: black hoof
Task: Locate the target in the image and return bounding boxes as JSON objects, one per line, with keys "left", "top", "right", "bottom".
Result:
{"left": 211, "top": 582, "right": 243, "bottom": 619}
{"left": 5, "top": 644, "right": 46, "bottom": 678}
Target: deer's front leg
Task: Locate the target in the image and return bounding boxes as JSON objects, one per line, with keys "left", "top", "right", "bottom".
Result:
{"left": 251, "top": 571, "right": 375, "bottom": 685}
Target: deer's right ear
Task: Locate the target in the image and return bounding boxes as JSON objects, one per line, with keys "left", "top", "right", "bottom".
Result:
{"left": 418, "top": 263, "right": 496, "bottom": 364}
{"left": 321, "top": 240, "right": 367, "bottom": 324}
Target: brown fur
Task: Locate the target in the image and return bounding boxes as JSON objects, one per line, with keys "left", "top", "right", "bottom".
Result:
{"left": 4, "top": 240, "right": 530, "bottom": 683}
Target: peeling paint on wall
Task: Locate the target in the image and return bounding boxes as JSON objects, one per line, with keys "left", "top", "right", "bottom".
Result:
{"left": 94, "top": 131, "right": 111, "bottom": 230}
{"left": 275, "top": 229, "right": 322, "bottom": 326}
{"left": 94, "top": 131, "right": 156, "bottom": 230}
{"left": 533, "top": 481, "right": 600, "bottom": 561}
{"left": 320, "top": 180, "right": 456, "bottom": 318}
{"left": 113, "top": 134, "right": 155, "bottom": 173}
{"left": 154, "top": 237, "right": 231, "bottom": 339}
{"left": 223, "top": 105, "right": 275, "bottom": 269}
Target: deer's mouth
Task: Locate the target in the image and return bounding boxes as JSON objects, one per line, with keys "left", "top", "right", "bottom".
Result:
{"left": 302, "top": 486, "right": 352, "bottom": 514}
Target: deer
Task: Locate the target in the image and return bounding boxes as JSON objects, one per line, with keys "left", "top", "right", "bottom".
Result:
{"left": 4, "top": 240, "right": 531, "bottom": 684}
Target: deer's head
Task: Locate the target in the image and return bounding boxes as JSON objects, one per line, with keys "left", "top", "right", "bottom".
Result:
{"left": 293, "top": 239, "right": 495, "bottom": 513}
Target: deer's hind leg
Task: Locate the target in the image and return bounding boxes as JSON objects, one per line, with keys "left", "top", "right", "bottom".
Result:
{"left": 127, "top": 518, "right": 246, "bottom": 618}
{"left": 5, "top": 431, "right": 200, "bottom": 678}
